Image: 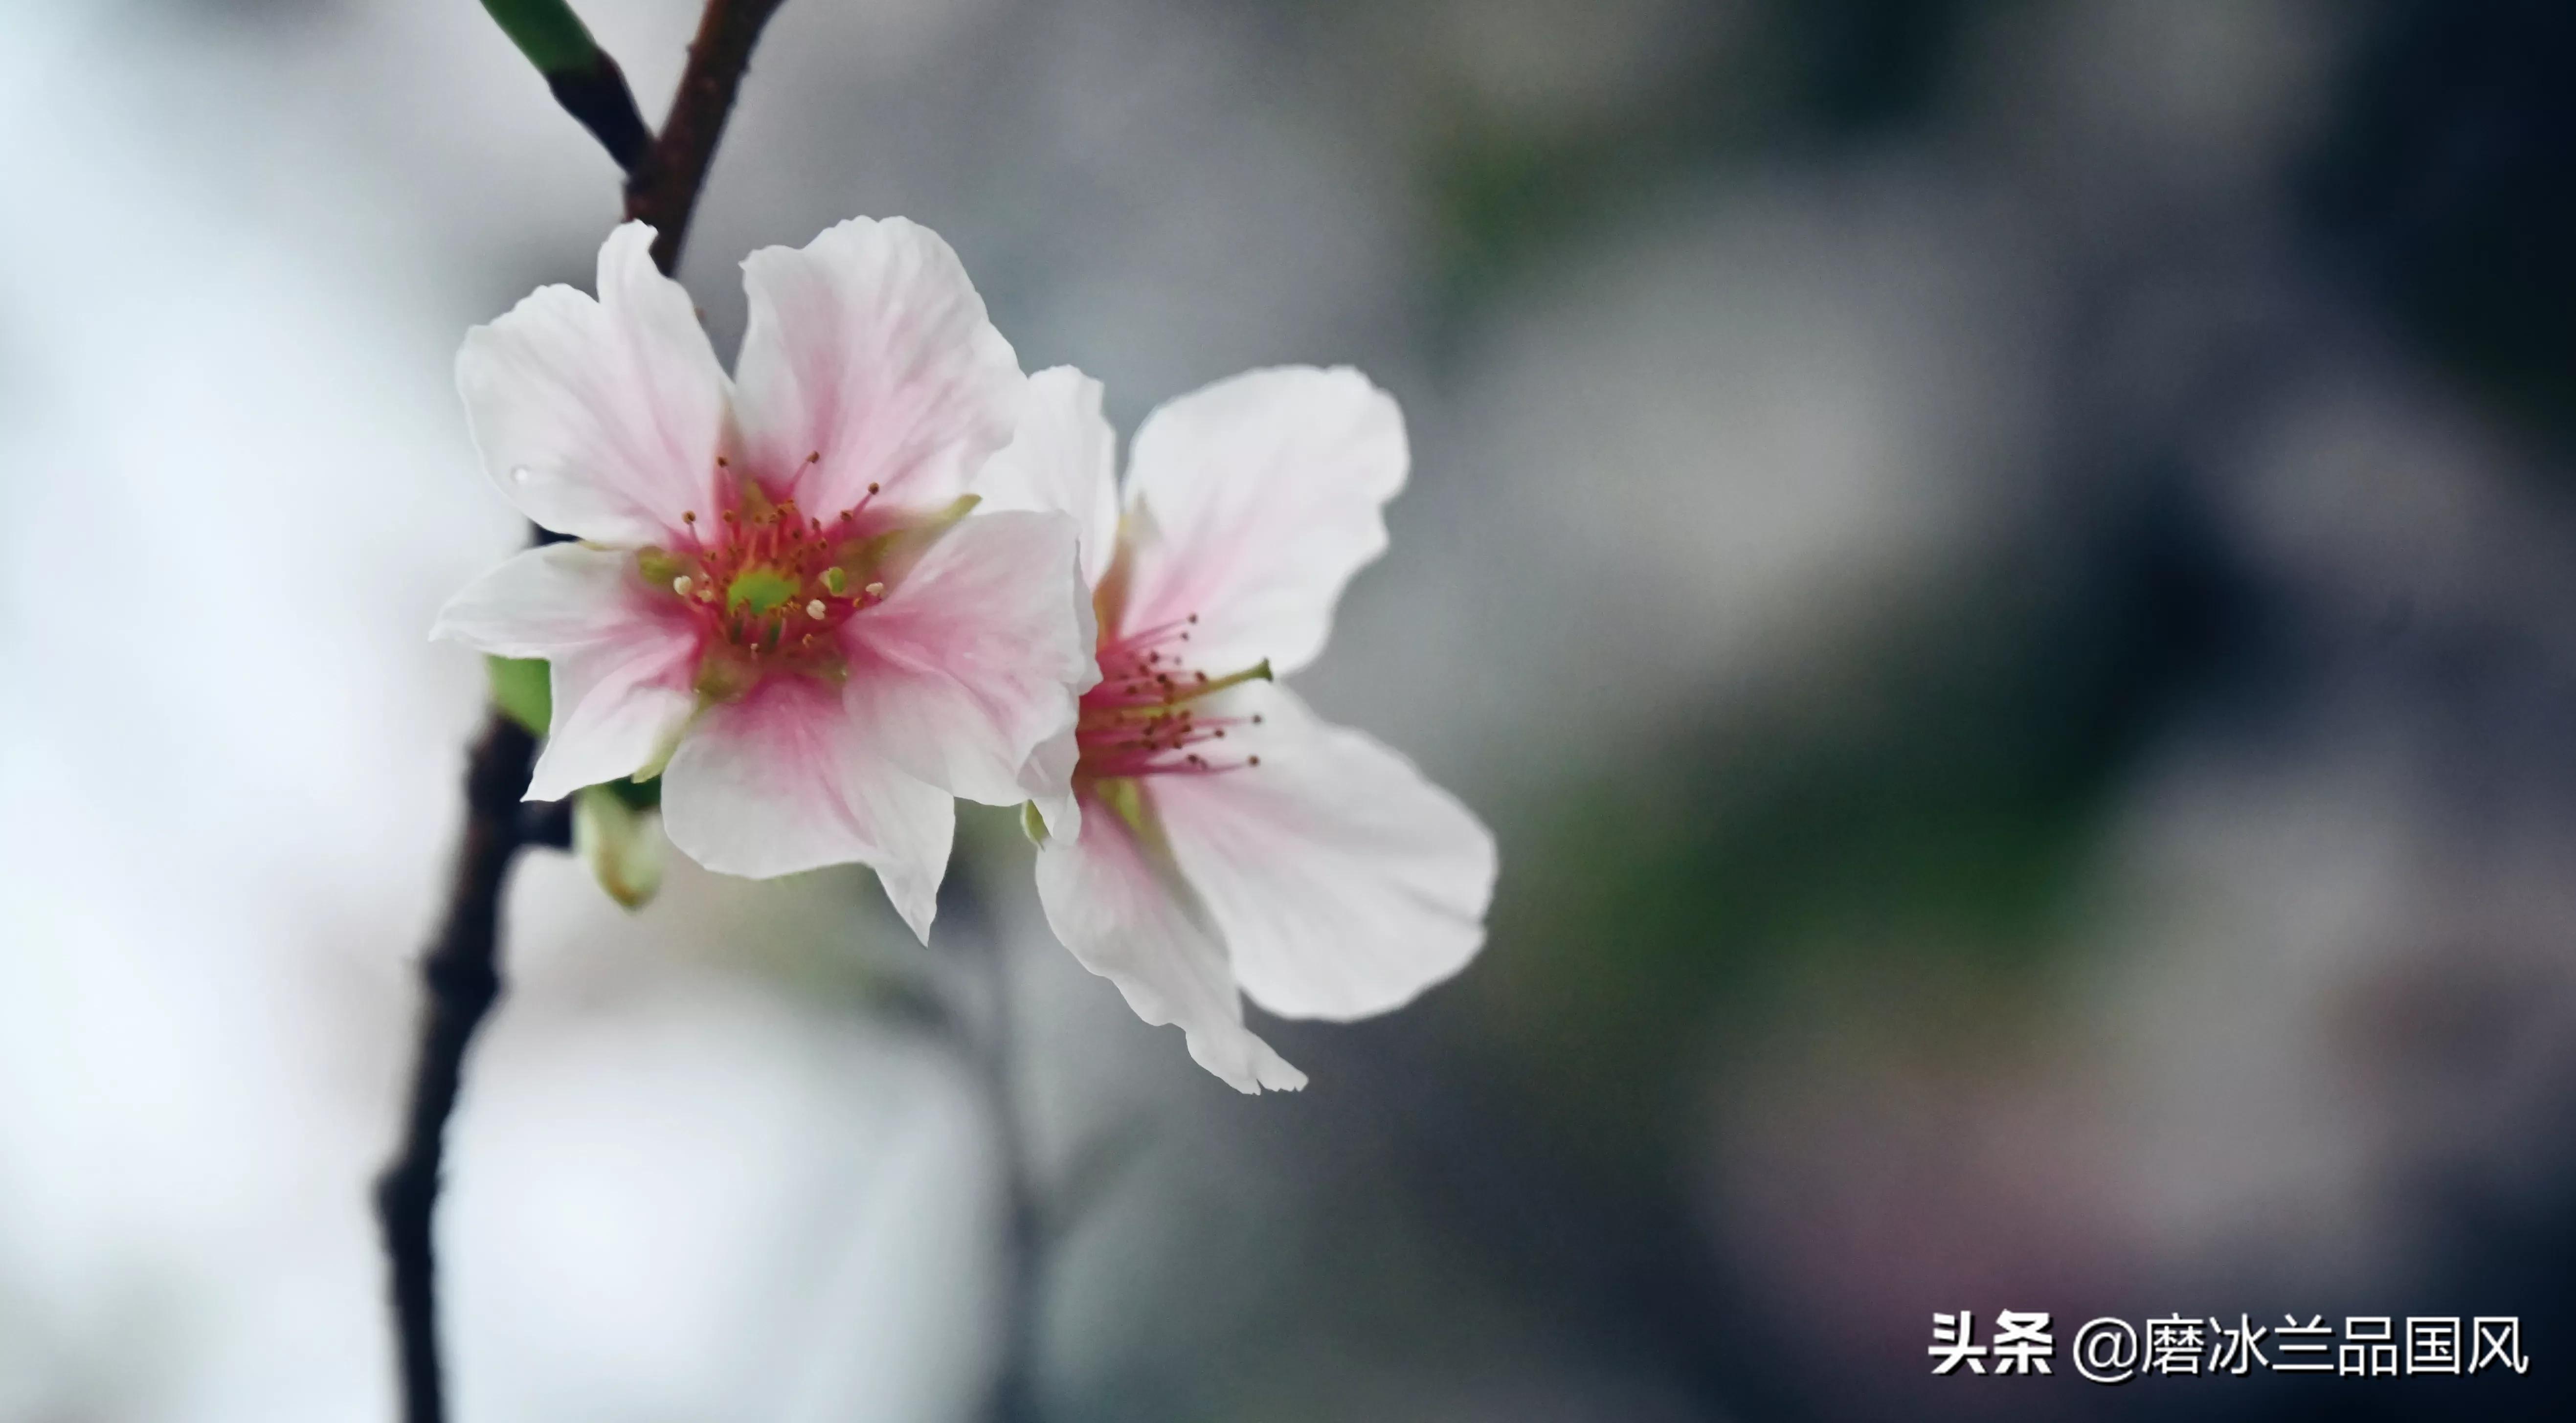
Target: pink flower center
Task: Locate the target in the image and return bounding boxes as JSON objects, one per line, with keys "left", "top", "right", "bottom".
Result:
{"left": 1075, "top": 610, "right": 1269, "bottom": 781}
{"left": 639, "top": 472, "right": 892, "bottom": 700}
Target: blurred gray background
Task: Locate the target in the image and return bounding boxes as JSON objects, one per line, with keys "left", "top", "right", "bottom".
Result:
{"left": 7, "top": 0, "right": 2576, "bottom": 1418}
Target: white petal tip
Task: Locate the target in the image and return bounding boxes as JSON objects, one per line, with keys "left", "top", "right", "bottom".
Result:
{"left": 1189, "top": 1033, "right": 1307, "bottom": 1094}
{"left": 884, "top": 882, "right": 940, "bottom": 945}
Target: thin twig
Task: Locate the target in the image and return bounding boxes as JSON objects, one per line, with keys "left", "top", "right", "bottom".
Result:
{"left": 974, "top": 932, "right": 1046, "bottom": 1423}
{"left": 374, "top": 3, "right": 789, "bottom": 1418}
{"left": 480, "top": 0, "right": 653, "bottom": 174}
{"left": 373, "top": 713, "right": 536, "bottom": 1423}
{"left": 548, "top": 57, "right": 654, "bottom": 175}
{"left": 625, "top": 0, "right": 792, "bottom": 273}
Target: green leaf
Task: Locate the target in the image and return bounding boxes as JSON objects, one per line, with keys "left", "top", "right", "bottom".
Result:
{"left": 480, "top": 0, "right": 602, "bottom": 76}
{"left": 487, "top": 656, "right": 551, "bottom": 736}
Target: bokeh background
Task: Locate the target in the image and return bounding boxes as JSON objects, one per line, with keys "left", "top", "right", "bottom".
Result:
{"left": 7, "top": 0, "right": 2576, "bottom": 1418}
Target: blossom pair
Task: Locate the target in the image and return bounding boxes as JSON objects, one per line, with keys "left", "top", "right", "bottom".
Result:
{"left": 434, "top": 219, "right": 1494, "bottom": 1090}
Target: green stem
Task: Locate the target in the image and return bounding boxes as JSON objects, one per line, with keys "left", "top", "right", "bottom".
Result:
{"left": 479, "top": 0, "right": 652, "bottom": 174}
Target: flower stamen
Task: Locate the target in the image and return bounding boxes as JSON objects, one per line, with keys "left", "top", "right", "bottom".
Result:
{"left": 1073, "top": 627, "right": 1273, "bottom": 780}
{"left": 636, "top": 477, "right": 931, "bottom": 701}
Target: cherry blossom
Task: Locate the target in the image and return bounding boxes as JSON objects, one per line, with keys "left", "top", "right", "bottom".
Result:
{"left": 432, "top": 220, "right": 1094, "bottom": 939}
{"left": 981, "top": 365, "right": 1497, "bottom": 1091}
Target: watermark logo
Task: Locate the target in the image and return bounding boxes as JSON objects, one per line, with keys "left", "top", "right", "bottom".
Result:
{"left": 1931, "top": 1312, "right": 2529, "bottom": 1384}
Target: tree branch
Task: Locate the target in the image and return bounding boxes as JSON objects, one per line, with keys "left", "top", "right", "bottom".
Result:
{"left": 376, "top": 2, "right": 790, "bottom": 1418}
{"left": 373, "top": 713, "right": 535, "bottom": 1423}
{"left": 624, "top": 0, "right": 792, "bottom": 272}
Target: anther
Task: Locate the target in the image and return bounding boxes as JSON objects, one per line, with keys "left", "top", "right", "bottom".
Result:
{"left": 806, "top": 600, "right": 826, "bottom": 619}
{"left": 864, "top": 581, "right": 885, "bottom": 598}
{"left": 1248, "top": 755, "right": 1260, "bottom": 766}
{"left": 682, "top": 511, "right": 697, "bottom": 524}
{"left": 867, "top": 482, "right": 881, "bottom": 494}
{"left": 807, "top": 451, "right": 821, "bottom": 463}
{"left": 716, "top": 456, "right": 729, "bottom": 467}
{"left": 673, "top": 575, "right": 694, "bottom": 597}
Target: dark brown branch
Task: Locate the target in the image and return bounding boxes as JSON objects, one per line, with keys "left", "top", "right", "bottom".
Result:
{"left": 624, "top": 0, "right": 792, "bottom": 272}
{"left": 373, "top": 713, "right": 537, "bottom": 1423}
{"left": 376, "top": 2, "right": 790, "bottom": 1418}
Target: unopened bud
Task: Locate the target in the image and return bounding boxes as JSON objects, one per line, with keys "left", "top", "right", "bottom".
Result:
{"left": 574, "top": 783, "right": 664, "bottom": 911}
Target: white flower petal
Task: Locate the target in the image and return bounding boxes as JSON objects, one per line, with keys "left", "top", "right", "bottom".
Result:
{"left": 1153, "top": 682, "right": 1494, "bottom": 1021}
{"left": 1019, "top": 725, "right": 1083, "bottom": 845}
{"left": 733, "top": 217, "right": 1023, "bottom": 519}
{"left": 842, "top": 510, "right": 1095, "bottom": 813}
{"left": 429, "top": 543, "right": 698, "bottom": 801}
{"left": 530, "top": 640, "right": 700, "bottom": 804}
{"left": 430, "top": 542, "right": 643, "bottom": 657}
{"left": 454, "top": 222, "right": 729, "bottom": 545}
{"left": 659, "top": 676, "right": 957, "bottom": 941}
{"left": 968, "top": 373, "right": 1110, "bottom": 836}
{"left": 974, "top": 365, "right": 1120, "bottom": 587}
{"left": 1034, "top": 806, "right": 1305, "bottom": 1093}
{"left": 1120, "top": 366, "right": 1405, "bottom": 674}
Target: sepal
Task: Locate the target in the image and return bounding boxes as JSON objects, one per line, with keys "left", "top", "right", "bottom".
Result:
{"left": 487, "top": 655, "right": 552, "bottom": 735}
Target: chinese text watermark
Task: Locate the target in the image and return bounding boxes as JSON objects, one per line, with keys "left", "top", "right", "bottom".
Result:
{"left": 1929, "top": 1312, "right": 2530, "bottom": 1384}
